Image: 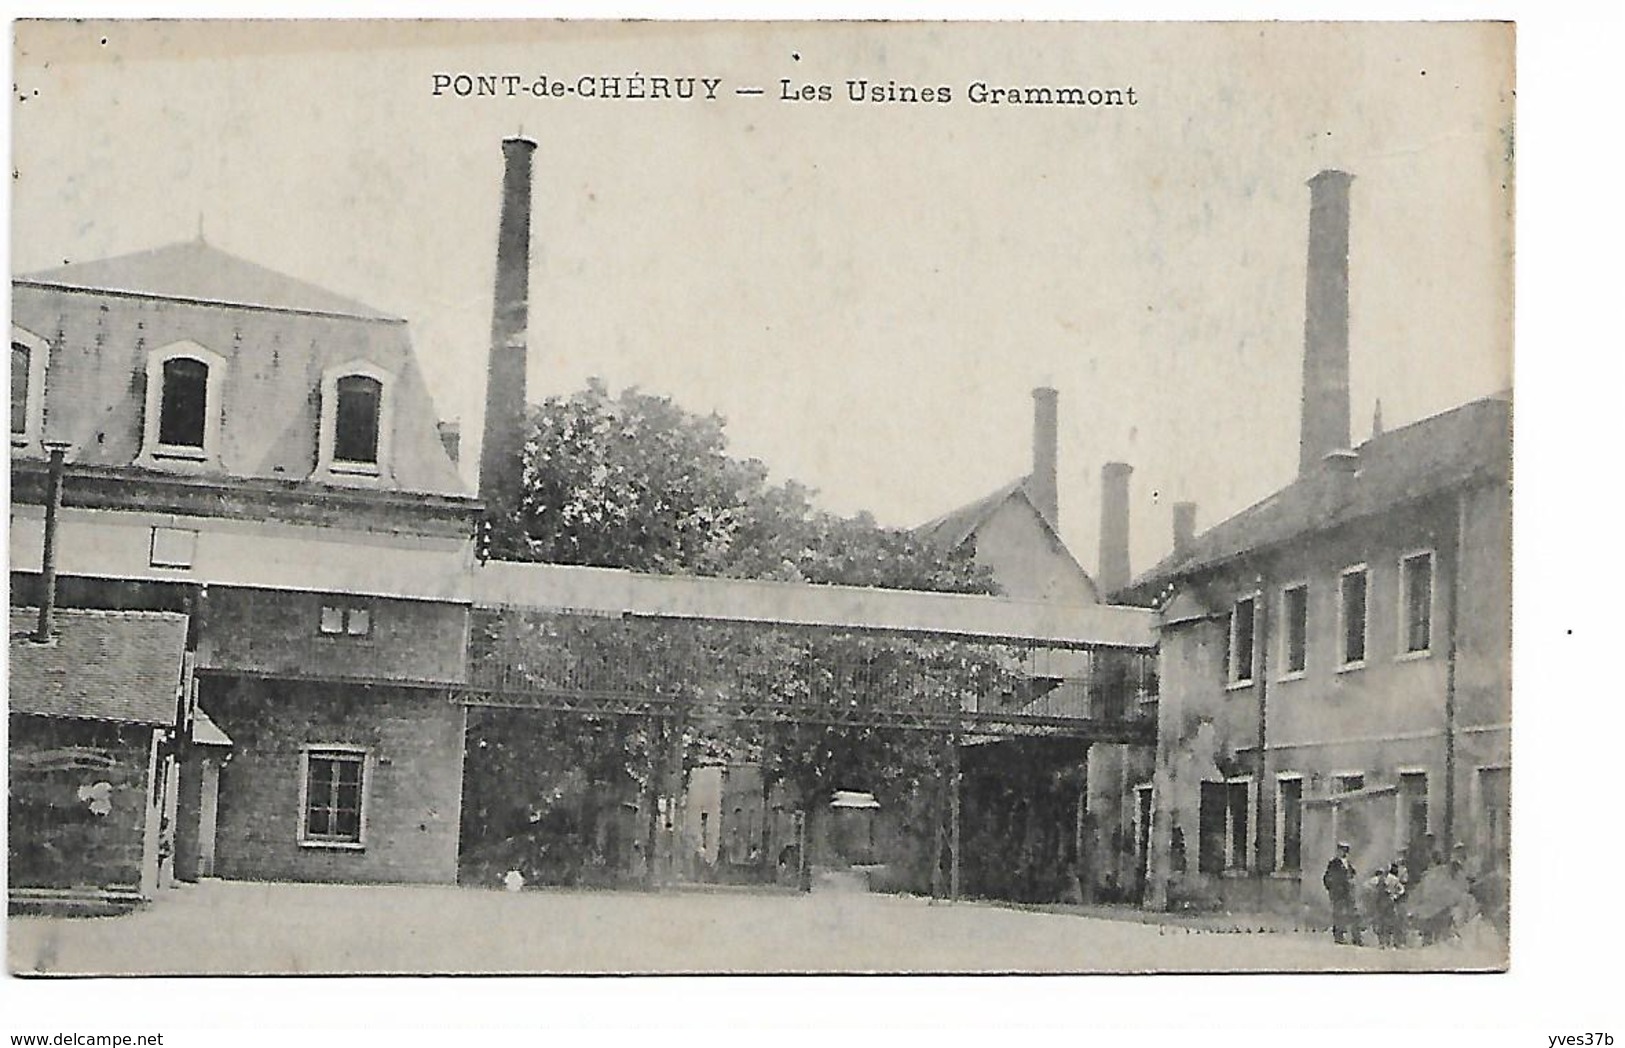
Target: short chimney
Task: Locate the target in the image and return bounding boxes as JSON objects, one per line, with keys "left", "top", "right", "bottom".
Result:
{"left": 1172, "top": 501, "right": 1197, "bottom": 558}
{"left": 1029, "top": 387, "right": 1059, "bottom": 528}
{"left": 437, "top": 420, "right": 461, "bottom": 466}
{"left": 479, "top": 136, "right": 538, "bottom": 520}
{"left": 1299, "top": 169, "right": 1354, "bottom": 477}
{"left": 1323, "top": 448, "right": 1360, "bottom": 475}
{"left": 1098, "top": 461, "right": 1133, "bottom": 594}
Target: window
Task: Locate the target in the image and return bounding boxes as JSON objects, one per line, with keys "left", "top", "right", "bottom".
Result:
{"left": 334, "top": 375, "right": 383, "bottom": 465}
{"left": 1227, "top": 595, "right": 1257, "bottom": 685}
{"left": 140, "top": 341, "right": 226, "bottom": 465}
{"left": 11, "top": 342, "right": 29, "bottom": 436}
{"left": 1398, "top": 771, "right": 1429, "bottom": 859}
{"left": 1198, "top": 777, "right": 1253, "bottom": 873}
{"left": 299, "top": 747, "right": 367, "bottom": 847}
{"left": 1478, "top": 767, "right": 1510, "bottom": 864}
{"left": 1280, "top": 583, "right": 1308, "bottom": 677}
{"left": 1335, "top": 772, "right": 1365, "bottom": 794}
{"left": 317, "top": 361, "right": 394, "bottom": 478}
{"left": 319, "top": 603, "right": 373, "bottom": 637}
{"left": 1339, "top": 566, "right": 1368, "bottom": 668}
{"left": 159, "top": 357, "right": 209, "bottom": 448}
{"left": 11, "top": 327, "right": 48, "bottom": 446}
{"left": 1400, "top": 551, "right": 1434, "bottom": 655}
{"left": 1276, "top": 775, "right": 1304, "bottom": 872}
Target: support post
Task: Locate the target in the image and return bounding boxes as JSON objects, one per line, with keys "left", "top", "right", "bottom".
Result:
{"left": 667, "top": 712, "right": 686, "bottom": 883}
{"left": 643, "top": 716, "right": 662, "bottom": 889}
{"left": 949, "top": 735, "right": 961, "bottom": 902}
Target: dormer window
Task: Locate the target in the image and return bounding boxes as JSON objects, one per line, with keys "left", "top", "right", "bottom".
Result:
{"left": 317, "top": 361, "right": 394, "bottom": 479}
{"left": 139, "top": 341, "right": 226, "bottom": 466}
{"left": 334, "top": 375, "right": 382, "bottom": 465}
{"left": 10, "top": 327, "right": 49, "bottom": 448}
{"left": 159, "top": 357, "right": 209, "bottom": 448}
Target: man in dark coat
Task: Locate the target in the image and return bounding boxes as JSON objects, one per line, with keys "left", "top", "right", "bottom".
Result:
{"left": 1323, "top": 841, "right": 1362, "bottom": 944}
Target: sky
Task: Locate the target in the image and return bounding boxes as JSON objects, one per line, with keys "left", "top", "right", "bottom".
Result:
{"left": 11, "top": 20, "right": 1513, "bottom": 580}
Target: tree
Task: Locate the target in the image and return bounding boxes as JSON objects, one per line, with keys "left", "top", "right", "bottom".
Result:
{"left": 468, "top": 379, "right": 1005, "bottom": 890}
{"left": 491, "top": 377, "right": 995, "bottom": 593}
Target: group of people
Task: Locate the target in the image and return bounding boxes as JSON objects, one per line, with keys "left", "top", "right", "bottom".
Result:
{"left": 1322, "top": 840, "right": 1481, "bottom": 947}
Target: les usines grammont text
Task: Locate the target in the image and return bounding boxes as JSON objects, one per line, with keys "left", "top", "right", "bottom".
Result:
{"left": 431, "top": 73, "right": 1138, "bottom": 107}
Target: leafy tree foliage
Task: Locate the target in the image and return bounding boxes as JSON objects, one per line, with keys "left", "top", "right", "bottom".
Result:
{"left": 491, "top": 378, "right": 995, "bottom": 594}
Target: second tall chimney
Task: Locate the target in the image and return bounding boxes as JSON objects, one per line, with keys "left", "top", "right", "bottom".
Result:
{"left": 479, "top": 136, "right": 538, "bottom": 520}
{"left": 1299, "top": 169, "right": 1354, "bottom": 477}
{"left": 1098, "top": 461, "right": 1133, "bottom": 594}
{"left": 1030, "top": 387, "right": 1059, "bottom": 528}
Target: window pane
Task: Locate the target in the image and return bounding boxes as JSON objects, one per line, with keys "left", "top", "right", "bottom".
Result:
{"left": 159, "top": 357, "right": 209, "bottom": 448}
{"left": 1232, "top": 598, "right": 1255, "bottom": 681}
{"left": 1228, "top": 781, "right": 1249, "bottom": 869}
{"left": 1342, "top": 571, "right": 1367, "bottom": 664}
{"left": 1283, "top": 586, "right": 1308, "bottom": 674}
{"left": 319, "top": 605, "right": 345, "bottom": 634}
{"left": 334, "top": 375, "right": 382, "bottom": 463}
{"left": 1280, "top": 779, "right": 1303, "bottom": 871}
{"left": 346, "top": 608, "right": 371, "bottom": 637}
{"left": 11, "top": 343, "right": 29, "bottom": 435}
{"left": 1198, "top": 782, "right": 1226, "bottom": 874}
{"left": 1405, "top": 555, "right": 1433, "bottom": 652}
{"left": 332, "top": 805, "right": 361, "bottom": 840}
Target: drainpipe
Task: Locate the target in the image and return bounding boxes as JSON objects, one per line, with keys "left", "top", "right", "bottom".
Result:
{"left": 1443, "top": 491, "right": 1465, "bottom": 846}
{"left": 33, "top": 440, "right": 72, "bottom": 643}
{"left": 1253, "top": 575, "right": 1270, "bottom": 876}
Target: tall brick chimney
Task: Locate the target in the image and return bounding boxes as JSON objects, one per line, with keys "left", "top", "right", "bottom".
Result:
{"left": 1098, "top": 461, "right": 1133, "bottom": 594}
{"left": 1172, "top": 501, "right": 1197, "bottom": 558}
{"left": 479, "top": 136, "right": 537, "bottom": 518}
{"left": 1029, "top": 387, "right": 1059, "bottom": 528}
{"left": 1299, "top": 169, "right": 1354, "bottom": 477}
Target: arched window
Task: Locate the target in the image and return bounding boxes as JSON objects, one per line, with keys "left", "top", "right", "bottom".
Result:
{"left": 333, "top": 374, "right": 382, "bottom": 465}
{"left": 139, "top": 341, "right": 226, "bottom": 467}
{"left": 317, "top": 360, "right": 393, "bottom": 479}
{"left": 11, "top": 342, "right": 29, "bottom": 437}
{"left": 10, "top": 327, "right": 48, "bottom": 447}
{"left": 158, "top": 357, "right": 209, "bottom": 449}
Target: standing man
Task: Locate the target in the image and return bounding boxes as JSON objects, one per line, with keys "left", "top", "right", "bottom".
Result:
{"left": 1323, "top": 841, "right": 1362, "bottom": 945}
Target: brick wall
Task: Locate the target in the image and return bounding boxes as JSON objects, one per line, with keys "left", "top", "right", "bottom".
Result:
{"left": 8, "top": 715, "right": 158, "bottom": 893}
{"left": 198, "top": 587, "right": 467, "bottom": 684}
{"left": 205, "top": 676, "right": 465, "bottom": 884}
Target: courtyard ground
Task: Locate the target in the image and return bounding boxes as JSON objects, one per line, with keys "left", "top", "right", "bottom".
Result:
{"left": 6, "top": 878, "right": 1506, "bottom": 975}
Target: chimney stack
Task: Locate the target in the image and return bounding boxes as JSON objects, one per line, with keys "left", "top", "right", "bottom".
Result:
{"left": 479, "top": 136, "right": 538, "bottom": 521}
{"left": 1030, "top": 387, "right": 1059, "bottom": 528}
{"left": 1172, "top": 501, "right": 1197, "bottom": 558}
{"left": 1098, "top": 461, "right": 1133, "bottom": 594}
{"left": 1299, "top": 169, "right": 1354, "bottom": 477}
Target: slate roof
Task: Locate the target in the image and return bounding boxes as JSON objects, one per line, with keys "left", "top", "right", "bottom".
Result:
{"left": 12, "top": 242, "right": 471, "bottom": 499}
{"left": 17, "top": 240, "right": 400, "bottom": 321}
{"left": 1117, "top": 393, "right": 1511, "bottom": 603}
{"left": 9, "top": 609, "right": 188, "bottom": 726}
{"left": 914, "top": 478, "right": 1033, "bottom": 549}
